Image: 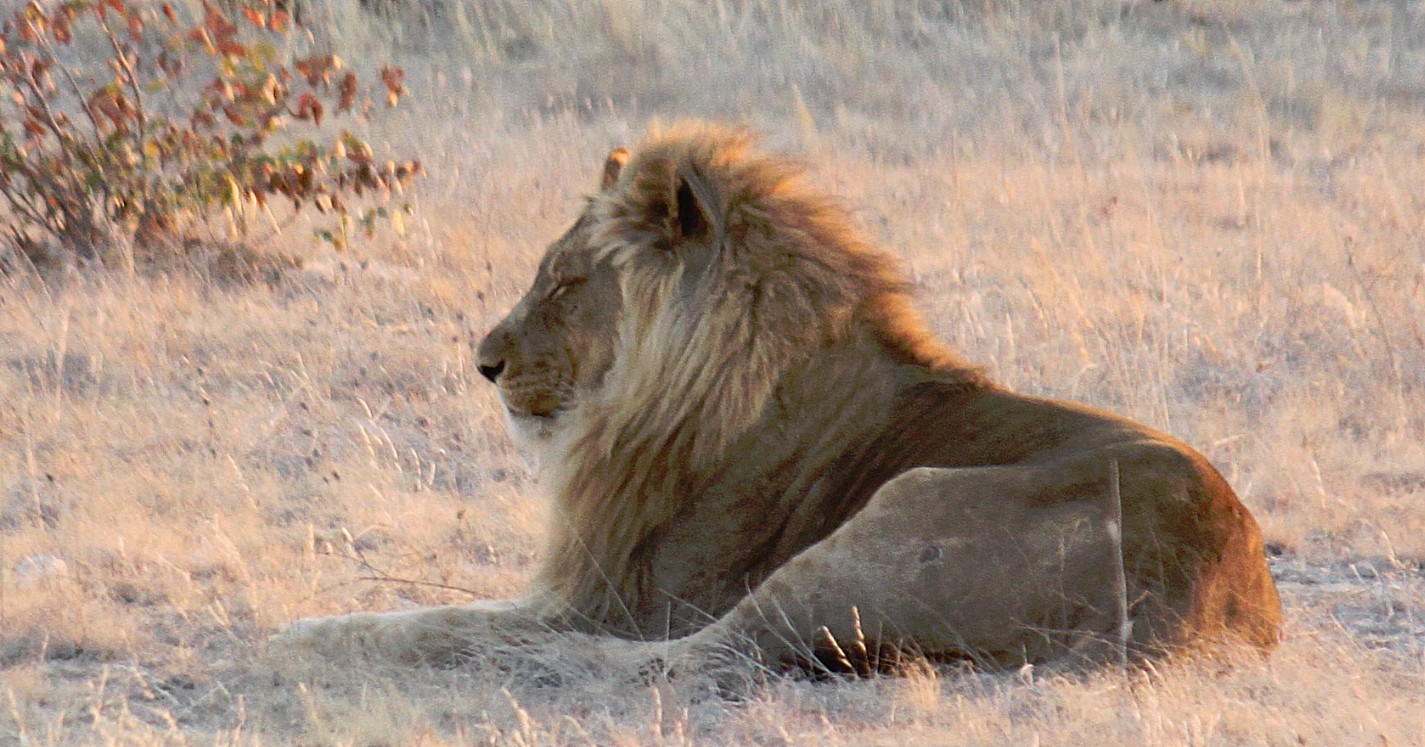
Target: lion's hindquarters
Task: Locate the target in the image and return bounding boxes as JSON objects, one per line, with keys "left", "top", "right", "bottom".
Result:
{"left": 683, "top": 465, "right": 1125, "bottom": 669}
{"left": 685, "top": 458, "right": 1277, "bottom": 671}
{"left": 1173, "top": 481, "right": 1283, "bottom": 651}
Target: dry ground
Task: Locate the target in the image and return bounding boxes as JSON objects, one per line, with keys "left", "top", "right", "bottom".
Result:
{"left": 2, "top": 0, "right": 1424, "bottom": 744}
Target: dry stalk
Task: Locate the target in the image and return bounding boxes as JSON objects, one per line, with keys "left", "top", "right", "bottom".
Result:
{"left": 1344, "top": 238, "right": 1407, "bottom": 406}
{"left": 816, "top": 625, "right": 855, "bottom": 673}
{"left": 1106, "top": 459, "right": 1130, "bottom": 670}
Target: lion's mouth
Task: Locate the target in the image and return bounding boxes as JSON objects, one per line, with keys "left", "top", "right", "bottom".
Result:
{"left": 501, "top": 403, "right": 566, "bottom": 449}
{"left": 499, "top": 394, "right": 568, "bottom": 426}
{"left": 506, "top": 406, "right": 559, "bottom": 422}
{"left": 495, "top": 379, "right": 574, "bottom": 444}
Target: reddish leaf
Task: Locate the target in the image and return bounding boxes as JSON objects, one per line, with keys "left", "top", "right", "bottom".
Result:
{"left": 293, "top": 57, "right": 318, "bottom": 86}
{"left": 295, "top": 54, "right": 341, "bottom": 87}
{"left": 188, "top": 26, "right": 214, "bottom": 54}
{"left": 87, "top": 89, "right": 131, "bottom": 130}
{"left": 204, "top": 3, "right": 237, "bottom": 41}
{"left": 344, "top": 137, "right": 372, "bottom": 166}
{"left": 380, "top": 66, "right": 404, "bottom": 107}
{"left": 293, "top": 92, "right": 323, "bottom": 126}
{"left": 380, "top": 66, "right": 404, "bottom": 90}
{"left": 157, "top": 50, "right": 184, "bottom": 76}
{"left": 52, "top": 12, "right": 71, "bottom": 43}
{"left": 337, "top": 72, "right": 356, "bottom": 113}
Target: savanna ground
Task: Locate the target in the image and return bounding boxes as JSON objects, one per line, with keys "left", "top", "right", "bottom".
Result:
{"left": 2, "top": 0, "right": 1424, "bottom": 744}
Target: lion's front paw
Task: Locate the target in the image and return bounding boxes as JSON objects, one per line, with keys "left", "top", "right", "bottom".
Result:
{"left": 269, "top": 611, "right": 429, "bottom": 664}
{"left": 595, "top": 636, "right": 761, "bottom": 698}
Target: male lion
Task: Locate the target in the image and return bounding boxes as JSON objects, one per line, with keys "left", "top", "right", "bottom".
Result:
{"left": 278, "top": 122, "right": 1281, "bottom": 674}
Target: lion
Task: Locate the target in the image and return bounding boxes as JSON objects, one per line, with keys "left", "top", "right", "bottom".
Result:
{"left": 276, "top": 122, "right": 1281, "bottom": 676}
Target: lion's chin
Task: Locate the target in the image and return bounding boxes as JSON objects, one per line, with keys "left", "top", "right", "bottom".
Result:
{"left": 503, "top": 407, "right": 561, "bottom": 452}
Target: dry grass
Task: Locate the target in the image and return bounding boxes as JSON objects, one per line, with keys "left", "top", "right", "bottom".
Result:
{"left": 2, "top": 0, "right": 1424, "bottom": 744}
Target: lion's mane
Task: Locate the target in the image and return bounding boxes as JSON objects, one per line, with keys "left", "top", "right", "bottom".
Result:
{"left": 533, "top": 123, "right": 982, "bottom": 626}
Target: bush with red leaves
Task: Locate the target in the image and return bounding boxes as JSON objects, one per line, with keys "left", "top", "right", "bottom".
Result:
{"left": 0, "top": 0, "right": 419, "bottom": 272}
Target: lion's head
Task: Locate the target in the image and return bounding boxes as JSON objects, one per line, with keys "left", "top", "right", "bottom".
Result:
{"left": 479, "top": 123, "right": 958, "bottom": 450}
{"left": 475, "top": 149, "right": 629, "bottom": 448}
{"left": 476, "top": 122, "right": 971, "bottom": 625}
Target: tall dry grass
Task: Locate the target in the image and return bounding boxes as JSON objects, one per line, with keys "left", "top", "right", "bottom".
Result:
{"left": 1, "top": 0, "right": 1423, "bottom": 744}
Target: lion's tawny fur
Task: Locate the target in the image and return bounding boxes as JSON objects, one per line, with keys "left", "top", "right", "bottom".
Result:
{"left": 534, "top": 123, "right": 984, "bottom": 626}
{"left": 277, "top": 121, "right": 1281, "bottom": 669}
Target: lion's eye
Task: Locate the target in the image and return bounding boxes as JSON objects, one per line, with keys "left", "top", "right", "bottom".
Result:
{"left": 548, "top": 278, "right": 586, "bottom": 300}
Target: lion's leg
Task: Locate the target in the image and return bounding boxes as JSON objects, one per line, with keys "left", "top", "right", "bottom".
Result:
{"left": 272, "top": 598, "right": 568, "bottom": 665}
{"left": 668, "top": 463, "right": 1141, "bottom": 674}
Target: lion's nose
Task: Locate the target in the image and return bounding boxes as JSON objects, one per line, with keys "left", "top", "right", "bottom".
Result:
{"left": 476, "top": 323, "right": 513, "bottom": 384}
{"left": 477, "top": 359, "right": 506, "bottom": 383}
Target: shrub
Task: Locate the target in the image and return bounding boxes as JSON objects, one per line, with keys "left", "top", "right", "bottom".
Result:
{"left": 0, "top": 0, "right": 419, "bottom": 273}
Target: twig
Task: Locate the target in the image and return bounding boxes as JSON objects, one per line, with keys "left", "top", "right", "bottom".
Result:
{"left": 1344, "top": 238, "right": 1406, "bottom": 404}
{"left": 1105, "top": 459, "right": 1131, "bottom": 670}
{"left": 0, "top": 174, "right": 52, "bottom": 229}
{"left": 308, "top": 573, "right": 481, "bottom": 602}
{"left": 308, "top": 547, "right": 481, "bottom": 601}
{"left": 25, "top": 10, "right": 108, "bottom": 144}
{"left": 353, "top": 575, "right": 481, "bottom": 596}
{"left": 97, "top": 13, "right": 149, "bottom": 151}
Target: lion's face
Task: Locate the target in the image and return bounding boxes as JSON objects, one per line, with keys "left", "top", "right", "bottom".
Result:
{"left": 476, "top": 210, "right": 622, "bottom": 447}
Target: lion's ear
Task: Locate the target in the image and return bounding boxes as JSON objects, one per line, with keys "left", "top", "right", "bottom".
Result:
{"left": 670, "top": 165, "right": 721, "bottom": 246}
{"left": 601, "top": 147, "right": 629, "bottom": 191}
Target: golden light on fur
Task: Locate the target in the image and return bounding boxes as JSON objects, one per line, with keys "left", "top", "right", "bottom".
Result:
{"left": 277, "top": 121, "right": 1281, "bottom": 673}
{"left": 539, "top": 122, "right": 986, "bottom": 627}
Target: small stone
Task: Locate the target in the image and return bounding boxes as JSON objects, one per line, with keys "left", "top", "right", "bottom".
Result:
{"left": 14, "top": 555, "right": 69, "bottom": 585}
